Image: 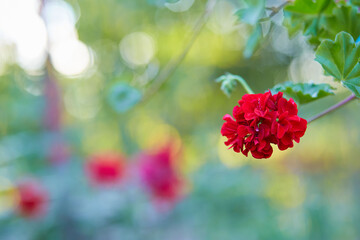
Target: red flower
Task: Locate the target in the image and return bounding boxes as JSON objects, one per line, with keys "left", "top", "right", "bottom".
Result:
{"left": 221, "top": 91, "right": 307, "bottom": 159}
{"left": 16, "top": 180, "right": 48, "bottom": 218}
{"left": 86, "top": 153, "right": 125, "bottom": 186}
{"left": 139, "top": 146, "right": 183, "bottom": 203}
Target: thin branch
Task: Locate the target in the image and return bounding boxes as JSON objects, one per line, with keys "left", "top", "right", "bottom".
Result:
{"left": 307, "top": 94, "right": 357, "bottom": 124}
{"left": 269, "top": 0, "right": 291, "bottom": 18}
{"left": 142, "top": 0, "right": 217, "bottom": 102}
{"left": 260, "top": 0, "right": 291, "bottom": 22}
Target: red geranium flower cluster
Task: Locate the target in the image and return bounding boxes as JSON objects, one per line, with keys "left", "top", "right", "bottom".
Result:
{"left": 86, "top": 153, "right": 125, "bottom": 186}
{"left": 221, "top": 91, "right": 307, "bottom": 159}
{"left": 16, "top": 180, "right": 48, "bottom": 218}
{"left": 139, "top": 146, "right": 183, "bottom": 203}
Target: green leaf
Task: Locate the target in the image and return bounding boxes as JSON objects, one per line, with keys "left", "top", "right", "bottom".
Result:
{"left": 283, "top": 12, "right": 324, "bottom": 41}
{"left": 244, "top": 24, "right": 263, "bottom": 58}
{"left": 283, "top": 0, "right": 335, "bottom": 41}
{"left": 285, "top": 0, "right": 335, "bottom": 15}
{"left": 107, "top": 82, "right": 142, "bottom": 113}
{"left": 315, "top": 31, "right": 360, "bottom": 97}
{"left": 284, "top": 3, "right": 360, "bottom": 48}
{"left": 235, "top": 0, "right": 265, "bottom": 25}
{"left": 342, "top": 80, "right": 360, "bottom": 96}
{"left": 270, "top": 82, "right": 335, "bottom": 104}
{"left": 321, "top": 5, "right": 360, "bottom": 42}
{"left": 315, "top": 32, "right": 360, "bottom": 79}
{"left": 283, "top": 11, "right": 305, "bottom": 37}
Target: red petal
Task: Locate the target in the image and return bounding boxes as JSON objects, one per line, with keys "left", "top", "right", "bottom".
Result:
{"left": 237, "top": 125, "right": 249, "bottom": 138}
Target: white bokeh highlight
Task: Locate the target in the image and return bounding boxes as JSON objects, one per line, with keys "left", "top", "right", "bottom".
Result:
{"left": 50, "top": 39, "right": 93, "bottom": 77}
{"left": 119, "top": 32, "right": 156, "bottom": 67}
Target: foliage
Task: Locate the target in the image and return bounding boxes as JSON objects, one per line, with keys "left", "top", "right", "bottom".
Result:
{"left": 235, "top": 0, "right": 265, "bottom": 25}
{"left": 315, "top": 32, "right": 360, "bottom": 97}
{"left": 235, "top": 0, "right": 266, "bottom": 58}
{"left": 271, "top": 82, "right": 335, "bottom": 104}
{"left": 228, "top": 0, "right": 360, "bottom": 100}
{"left": 283, "top": 0, "right": 335, "bottom": 43}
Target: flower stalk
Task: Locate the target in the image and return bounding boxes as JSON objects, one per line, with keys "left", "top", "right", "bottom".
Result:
{"left": 216, "top": 73, "right": 255, "bottom": 96}
{"left": 307, "top": 94, "right": 357, "bottom": 124}
{"left": 232, "top": 75, "right": 255, "bottom": 95}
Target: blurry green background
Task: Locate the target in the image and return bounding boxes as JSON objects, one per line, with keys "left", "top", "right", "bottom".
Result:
{"left": 0, "top": 0, "right": 360, "bottom": 239}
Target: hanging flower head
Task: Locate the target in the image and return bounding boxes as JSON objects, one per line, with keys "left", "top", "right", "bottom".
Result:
{"left": 16, "top": 180, "right": 48, "bottom": 218}
{"left": 86, "top": 153, "right": 126, "bottom": 187}
{"left": 221, "top": 91, "right": 307, "bottom": 159}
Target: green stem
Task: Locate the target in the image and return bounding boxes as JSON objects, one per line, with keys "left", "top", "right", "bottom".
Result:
{"left": 232, "top": 75, "right": 254, "bottom": 94}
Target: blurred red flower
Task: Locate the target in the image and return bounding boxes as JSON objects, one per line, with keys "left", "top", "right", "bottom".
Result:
{"left": 16, "top": 180, "right": 48, "bottom": 218}
{"left": 221, "top": 91, "right": 307, "bottom": 159}
{"left": 86, "top": 153, "right": 126, "bottom": 186}
{"left": 139, "top": 146, "right": 183, "bottom": 203}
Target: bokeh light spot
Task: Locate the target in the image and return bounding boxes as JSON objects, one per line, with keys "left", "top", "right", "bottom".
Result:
{"left": 50, "top": 39, "right": 93, "bottom": 77}
{"left": 119, "top": 32, "right": 156, "bottom": 67}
